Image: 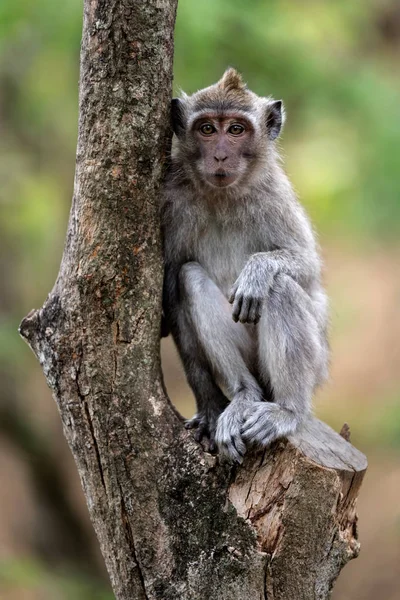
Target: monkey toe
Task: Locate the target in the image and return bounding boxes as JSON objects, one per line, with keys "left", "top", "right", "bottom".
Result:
{"left": 241, "top": 419, "right": 277, "bottom": 446}
{"left": 241, "top": 403, "right": 297, "bottom": 447}
{"left": 215, "top": 407, "right": 247, "bottom": 463}
{"left": 185, "top": 415, "right": 201, "bottom": 430}
{"left": 186, "top": 412, "right": 221, "bottom": 455}
{"left": 218, "top": 435, "right": 245, "bottom": 463}
{"left": 241, "top": 404, "right": 276, "bottom": 443}
{"left": 194, "top": 422, "right": 208, "bottom": 442}
{"left": 208, "top": 438, "right": 218, "bottom": 454}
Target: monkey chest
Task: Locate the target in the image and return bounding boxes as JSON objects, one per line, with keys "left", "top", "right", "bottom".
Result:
{"left": 194, "top": 226, "right": 251, "bottom": 296}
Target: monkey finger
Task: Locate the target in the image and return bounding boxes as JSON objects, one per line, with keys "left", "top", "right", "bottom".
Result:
{"left": 247, "top": 299, "right": 259, "bottom": 323}
{"left": 252, "top": 299, "right": 264, "bottom": 323}
{"left": 229, "top": 282, "right": 239, "bottom": 304}
{"left": 238, "top": 296, "right": 251, "bottom": 323}
{"left": 253, "top": 300, "right": 263, "bottom": 324}
{"left": 232, "top": 294, "right": 243, "bottom": 322}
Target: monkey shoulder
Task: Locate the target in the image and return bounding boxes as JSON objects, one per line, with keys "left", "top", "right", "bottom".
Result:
{"left": 261, "top": 188, "right": 316, "bottom": 251}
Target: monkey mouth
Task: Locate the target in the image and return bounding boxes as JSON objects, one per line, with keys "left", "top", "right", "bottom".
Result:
{"left": 209, "top": 171, "right": 237, "bottom": 187}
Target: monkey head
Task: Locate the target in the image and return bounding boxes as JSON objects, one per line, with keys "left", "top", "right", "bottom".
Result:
{"left": 171, "top": 68, "right": 285, "bottom": 190}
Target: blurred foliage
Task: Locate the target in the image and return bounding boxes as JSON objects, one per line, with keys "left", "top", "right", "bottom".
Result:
{"left": 0, "top": 558, "right": 113, "bottom": 600}
{"left": 174, "top": 0, "right": 400, "bottom": 238}
{"left": 1, "top": 1, "right": 400, "bottom": 599}
{"left": 1, "top": 0, "right": 400, "bottom": 374}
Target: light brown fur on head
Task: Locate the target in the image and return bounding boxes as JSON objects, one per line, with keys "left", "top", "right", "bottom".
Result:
{"left": 189, "top": 68, "right": 253, "bottom": 114}
{"left": 217, "top": 68, "right": 247, "bottom": 94}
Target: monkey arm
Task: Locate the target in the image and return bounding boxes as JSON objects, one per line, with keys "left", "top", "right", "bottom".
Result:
{"left": 253, "top": 248, "right": 319, "bottom": 285}
{"left": 229, "top": 247, "right": 318, "bottom": 324}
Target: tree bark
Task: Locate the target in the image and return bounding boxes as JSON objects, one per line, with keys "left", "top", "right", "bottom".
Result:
{"left": 19, "top": 1, "right": 367, "bottom": 599}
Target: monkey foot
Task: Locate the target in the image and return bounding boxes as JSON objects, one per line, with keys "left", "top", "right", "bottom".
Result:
{"left": 215, "top": 405, "right": 246, "bottom": 464}
{"left": 241, "top": 402, "right": 298, "bottom": 447}
{"left": 185, "top": 412, "right": 218, "bottom": 454}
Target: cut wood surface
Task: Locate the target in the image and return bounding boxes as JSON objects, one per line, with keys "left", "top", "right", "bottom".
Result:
{"left": 230, "top": 418, "right": 367, "bottom": 600}
{"left": 19, "top": 0, "right": 367, "bottom": 598}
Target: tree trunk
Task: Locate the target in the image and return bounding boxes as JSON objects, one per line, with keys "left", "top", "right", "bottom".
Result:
{"left": 19, "top": 1, "right": 367, "bottom": 599}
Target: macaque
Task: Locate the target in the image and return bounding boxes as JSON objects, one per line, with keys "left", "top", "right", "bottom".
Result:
{"left": 161, "top": 69, "right": 329, "bottom": 462}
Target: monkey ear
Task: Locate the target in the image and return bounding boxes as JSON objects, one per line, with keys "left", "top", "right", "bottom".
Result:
{"left": 266, "top": 100, "right": 285, "bottom": 140}
{"left": 171, "top": 98, "right": 185, "bottom": 137}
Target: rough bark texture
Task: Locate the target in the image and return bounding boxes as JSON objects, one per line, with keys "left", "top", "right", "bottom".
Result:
{"left": 19, "top": 1, "right": 367, "bottom": 599}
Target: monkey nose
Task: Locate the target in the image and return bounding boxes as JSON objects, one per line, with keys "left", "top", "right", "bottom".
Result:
{"left": 214, "top": 154, "right": 228, "bottom": 162}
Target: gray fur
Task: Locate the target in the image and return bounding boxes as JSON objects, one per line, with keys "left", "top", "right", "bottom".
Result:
{"left": 162, "top": 70, "right": 329, "bottom": 462}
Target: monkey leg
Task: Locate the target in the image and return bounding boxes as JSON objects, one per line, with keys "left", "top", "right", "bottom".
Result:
{"left": 242, "top": 272, "right": 326, "bottom": 447}
{"left": 179, "top": 262, "right": 264, "bottom": 462}
{"left": 184, "top": 367, "right": 229, "bottom": 454}
{"left": 172, "top": 307, "right": 229, "bottom": 453}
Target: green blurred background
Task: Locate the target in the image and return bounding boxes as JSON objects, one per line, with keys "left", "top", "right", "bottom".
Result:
{"left": 1, "top": 0, "right": 399, "bottom": 598}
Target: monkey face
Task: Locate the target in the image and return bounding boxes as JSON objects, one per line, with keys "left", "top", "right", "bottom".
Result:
{"left": 189, "top": 114, "right": 257, "bottom": 189}
{"left": 171, "top": 69, "right": 285, "bottom": 191}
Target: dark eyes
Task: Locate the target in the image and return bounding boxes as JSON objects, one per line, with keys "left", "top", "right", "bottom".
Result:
{"left": 200, "top": 124, "right": 215, "bottom": 135}
{"left": 199, "top": 123, "right": 246, "bottom": 136}
{"left": 228, "top": 124, "right": 245, "bottom": 135}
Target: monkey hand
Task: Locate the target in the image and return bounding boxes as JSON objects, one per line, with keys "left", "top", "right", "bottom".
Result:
{"left": 229, "top": 254, "right": 276, "bottom": 323}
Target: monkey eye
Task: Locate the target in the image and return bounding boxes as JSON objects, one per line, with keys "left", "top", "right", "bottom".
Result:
{"left": 199, "top": 123, "right": 216, "bottom": 135}
{"left": 228, "top": 124, "right": 245, "bottom": 135}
